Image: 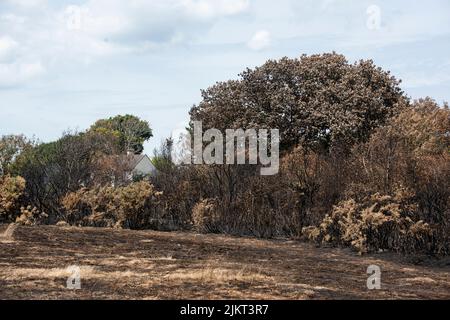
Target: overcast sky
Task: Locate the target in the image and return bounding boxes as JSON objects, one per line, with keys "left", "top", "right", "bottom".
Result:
{"left": 1, "top": 0, "right": 449, "bottom": 152}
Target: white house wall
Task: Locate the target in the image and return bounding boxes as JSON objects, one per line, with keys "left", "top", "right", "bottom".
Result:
{"left": 132, "top": 156, "right": 157, "bottom": 176}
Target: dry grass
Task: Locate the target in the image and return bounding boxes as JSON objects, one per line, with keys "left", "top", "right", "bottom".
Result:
{"left": 165, "top": 266, "right": 272, "bottom": 283}
{"left": 0, "top": 223, "right": 17, "bottom": 244}
{"left": 0, "top": 224, "right": 449, "bottom": 300}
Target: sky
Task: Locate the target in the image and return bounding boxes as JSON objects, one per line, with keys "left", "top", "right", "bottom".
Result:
{"left": 1, "top": 0, "right": 449, "bottom": 153}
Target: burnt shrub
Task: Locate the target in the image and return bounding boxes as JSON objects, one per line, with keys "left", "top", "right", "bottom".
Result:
{"left": 61, "top": 181, "right": 165, "bottom": 229}
{"left": 303, "top": 190, "right": 448, "bottom": 255}
{"left": 0, "top": 175, "right": 26, "bottom": 223}
{"left": 192, "top": 198, "right": 222, "bottom": 233}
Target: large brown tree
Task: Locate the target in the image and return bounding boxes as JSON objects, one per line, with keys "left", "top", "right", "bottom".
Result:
{"left": 190, "top": 53, "right": 406, "bottom": 151}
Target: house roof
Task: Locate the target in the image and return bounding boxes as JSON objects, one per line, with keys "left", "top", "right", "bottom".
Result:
{"left": 102, "top": 153, "right": 155, "bottom": 174}
{"left": 126, "top": 154, "right": 147, "bottom": 170}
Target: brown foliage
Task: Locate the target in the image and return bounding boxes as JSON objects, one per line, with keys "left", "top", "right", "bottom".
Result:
{"left": 16, "top": 206, "right": 49, "bottom": 226}
{"left": 192, "top": 198, "right": 221, "bottom": 233}
{"left": 303, "top": 190, "right": 448, "bottom": 255}
{"left": 299, "top": 98, "right": 450, "bottom": 255}
{"left": 62, "top": 181, "right": 164, "bottom": 229}
{"left": 190, "top": 52, "right": 405, "bottom": 151}
{"left": 0, "top": 175, "right": 26, "bottom": 222}
{"left": 5, "top": 55, "right": 448, "bottom": 257}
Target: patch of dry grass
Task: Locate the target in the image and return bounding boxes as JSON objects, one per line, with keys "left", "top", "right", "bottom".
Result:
{"left": 5, "top": 266, "right": 149, "bottom": 281}
{"left": 0, "top": 225, "right": 449, "bottom": 300}
{"left": 165, "top": 265, "right": 272, "bottom": 283}
{"left": 0, "top": 223, "right": 17, "bottom": 244}
{"left": 1, "top": 223, "right": 16, "bottom": 237}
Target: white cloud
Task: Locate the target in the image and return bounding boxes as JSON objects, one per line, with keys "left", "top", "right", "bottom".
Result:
{"left": 247, "top": 30, "right": 271, "bottom": 50}
{"left": 0, "top": 61, "right": 45, "bottom": 87}
{"left": 183, "top": 0, "right": 250, "bottom": 19}
{"left": 60, "top": 0, "right": 249, "bottom": 44}
{"left": 0, "top": 36, "right": 18, "bottom": 62}
{"left": 0, "top": 0, "right": 449, "bottom": 89}
{"left": 0, "top": 0, "right": 249, "bottom": 87}
{"left": 0, "top": 13, "right": 27, "bottom": 24}
{"left": 6, "top": 0, "right": 47, "bottom": 8}
{"left": 0, "top": 36, "right": 44, "bottom": 87}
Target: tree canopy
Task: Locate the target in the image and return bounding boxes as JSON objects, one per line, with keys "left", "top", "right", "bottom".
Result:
{"left": 190, "top": 52, "right": 406, "bottom": 152}
{"left": 89, "top": 114, "right": 153, "bottom": 154}
{"left": 0, "top": 135, "right": 33, "bottom": 176}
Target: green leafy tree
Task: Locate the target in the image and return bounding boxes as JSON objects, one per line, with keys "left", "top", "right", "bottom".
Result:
{"left": 89, "top": 115, "right": 153, "bottom": 154}
{"left": 0, "top": 135, "right": 33, "bottom": 176}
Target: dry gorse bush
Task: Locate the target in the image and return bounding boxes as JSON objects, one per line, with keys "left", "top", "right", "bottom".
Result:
{"left": 15, "top": 206, "right": 49, "bottom": 226}
{"left": 303, "top": 189, "right": 448, "bottom": 255}
{"left": 192, "top": 198, "right": 222, "bottom": 233}
{"left": 62, "top": 181, "right": 165, "bottom": 229}
{"left": 0, "top": 175, "right": 26, "bottom": 222}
